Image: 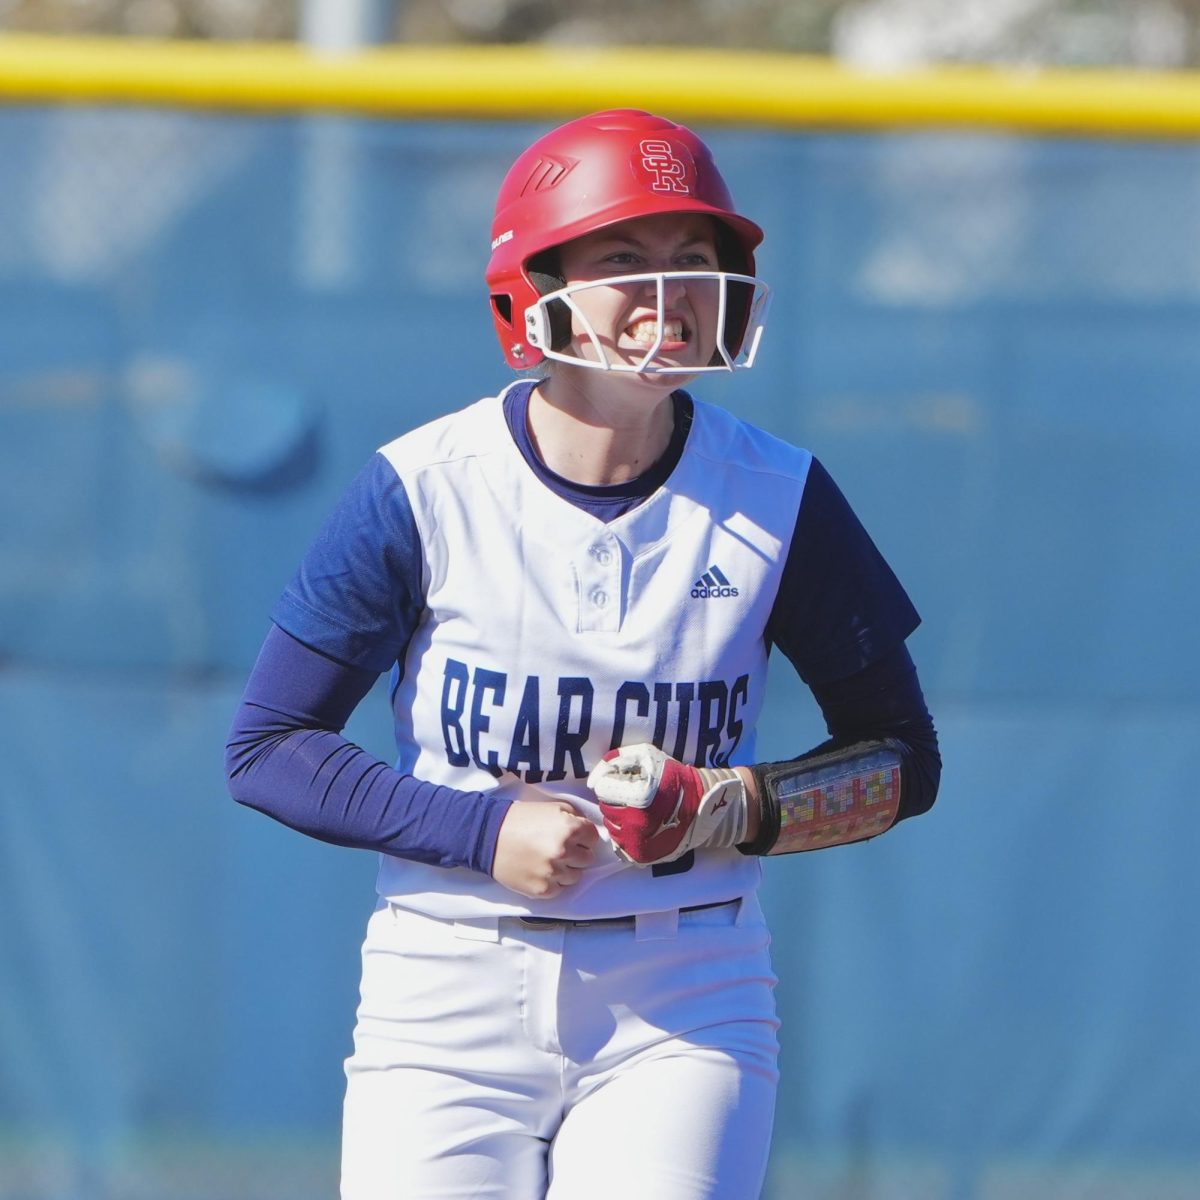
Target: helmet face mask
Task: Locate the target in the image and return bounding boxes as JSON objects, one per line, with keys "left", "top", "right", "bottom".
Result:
{"left": 525, "top": 270, "right": 771, "bottom": 375}
{"left": 486, "top": 109, "right": 769, "bottom": 373}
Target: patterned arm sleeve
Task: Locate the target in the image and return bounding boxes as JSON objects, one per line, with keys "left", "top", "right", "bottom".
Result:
{"left": 806, "top": 644, "right": 941, "bottom": 825}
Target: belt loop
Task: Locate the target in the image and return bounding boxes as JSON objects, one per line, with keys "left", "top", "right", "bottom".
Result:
{"left": 734, "top": 894, "right": 755, "bottom": 927}
{"left": 635, "top": 908, "right": 679, "bottom": 942}
{"left": 452, "top": 916, "right": 501, "bottom": 943}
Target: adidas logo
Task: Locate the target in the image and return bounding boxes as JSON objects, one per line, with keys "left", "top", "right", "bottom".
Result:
{"left": 691, "top": 564, "right": 739, "bottom": 599}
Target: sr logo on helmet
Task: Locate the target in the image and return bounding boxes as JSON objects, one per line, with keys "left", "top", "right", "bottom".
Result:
{"left": 636, "top": 139, "right": 693, "bottom": 195}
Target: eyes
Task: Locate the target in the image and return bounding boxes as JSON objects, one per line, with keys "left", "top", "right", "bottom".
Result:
{"left": 555, "top": 222, "right": 723, "bottom": 286}
{"left": 600, "top": 248, "right": 715, "bottom": 270}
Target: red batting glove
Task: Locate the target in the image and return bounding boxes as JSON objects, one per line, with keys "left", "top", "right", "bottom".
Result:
{"left": 586, "top": 743, "right": 748, "bottom": 865}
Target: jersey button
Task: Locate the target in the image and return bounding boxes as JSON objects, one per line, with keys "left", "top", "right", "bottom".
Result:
{"left": 591, "top": 546, "right": 613, "bottom": 566}
{"left": 591, "top": 589, "right": 609, "bottom": 608}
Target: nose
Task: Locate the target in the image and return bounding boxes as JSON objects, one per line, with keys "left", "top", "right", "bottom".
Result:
{"left": 651, "top": 273, "right": 688, "bottom": 305}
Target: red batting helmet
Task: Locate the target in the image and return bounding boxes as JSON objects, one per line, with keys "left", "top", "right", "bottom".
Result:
{"left": 486, "top": 109, "right": 765, "bottom": 370}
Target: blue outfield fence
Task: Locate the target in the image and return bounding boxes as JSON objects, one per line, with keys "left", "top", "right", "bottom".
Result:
{"left": 0, "top": 108, "right": 1197, "bottom": 1199}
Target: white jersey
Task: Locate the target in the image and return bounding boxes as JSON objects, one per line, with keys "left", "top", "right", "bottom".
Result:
{"left": 371, "top": 385, "right": 812, "bottom": 919}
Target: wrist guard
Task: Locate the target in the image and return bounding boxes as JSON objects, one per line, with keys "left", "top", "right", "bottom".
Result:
{"left": 740, "top": 740, "right": 902, "bottom": 856}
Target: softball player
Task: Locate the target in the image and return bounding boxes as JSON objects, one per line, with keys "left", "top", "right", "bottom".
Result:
{"left": 226, "top": 109, "right": 940, "bottom": 1200}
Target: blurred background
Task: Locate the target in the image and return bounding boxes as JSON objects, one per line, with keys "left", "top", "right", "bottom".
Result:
{"left": 4, "top": 0, "right": 1200, "bottom": 67}
{"left": 1, "top": 3, "right": 1198, "bottom": 1199}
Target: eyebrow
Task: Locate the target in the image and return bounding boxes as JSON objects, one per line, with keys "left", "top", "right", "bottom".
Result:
{"left": 594, "top": 231, "right": 714, "bottom": 251}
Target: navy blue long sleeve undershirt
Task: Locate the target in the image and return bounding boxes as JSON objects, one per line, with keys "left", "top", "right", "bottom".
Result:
{"left": 800, "top": 642, "right": 941, "bottom": 824}
{"left": 224, "top": 624, "right": 511, "bottom": 873}
{"left": 224, "top": 626, "right": 939, "bottom": 873}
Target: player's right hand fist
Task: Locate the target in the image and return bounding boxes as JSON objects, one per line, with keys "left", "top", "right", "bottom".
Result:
{"left": 491, "top": 800, "right": 599, "bottom": 899}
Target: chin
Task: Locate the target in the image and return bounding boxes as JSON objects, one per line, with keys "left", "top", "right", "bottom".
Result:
{"left": 627, "top": 363, "right": 698, "bottom": 387}
{"left": 618, "top": 347, "right": 700, "bottom": 376}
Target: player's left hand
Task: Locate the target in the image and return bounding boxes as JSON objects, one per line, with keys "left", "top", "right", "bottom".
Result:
{"left": 586, "top": 743, "right": 748, "bottom": 866}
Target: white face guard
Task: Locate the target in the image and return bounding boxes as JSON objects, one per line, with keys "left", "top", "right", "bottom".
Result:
{"left": 524, "top": 271, "right": 771, "bottom": 375}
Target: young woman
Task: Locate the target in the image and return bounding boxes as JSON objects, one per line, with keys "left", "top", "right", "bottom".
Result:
{"left": 226, "top": 108, "right": 941, "bottom": 1200}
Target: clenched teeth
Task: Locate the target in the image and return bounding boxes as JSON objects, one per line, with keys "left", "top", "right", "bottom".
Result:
{"left": 627, "top": 318, "right": 686, "bottom": 345}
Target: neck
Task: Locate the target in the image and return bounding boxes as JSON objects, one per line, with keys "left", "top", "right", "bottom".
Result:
{"left": 528, "top": 371, "right": 677, "bottom": 486}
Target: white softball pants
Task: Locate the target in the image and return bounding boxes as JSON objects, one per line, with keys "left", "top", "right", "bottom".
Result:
{"left": 341, "top": 894, "right": 780, "bottom": 1200}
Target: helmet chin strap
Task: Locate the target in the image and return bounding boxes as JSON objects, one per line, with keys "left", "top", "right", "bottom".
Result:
{"left": 525, "top": 271, "right": 771, "bottom": 375}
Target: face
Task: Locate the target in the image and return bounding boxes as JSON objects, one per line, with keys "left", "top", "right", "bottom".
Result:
{"left": 551, "top": 213, "right": 723, "bottom": 376}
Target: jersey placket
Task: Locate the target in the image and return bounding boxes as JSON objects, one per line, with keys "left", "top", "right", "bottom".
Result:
{"left": 573, "top": 529, "right": 624, "bottom": 634}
